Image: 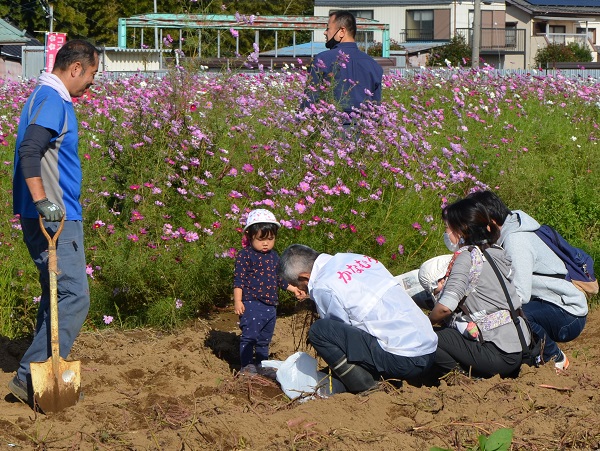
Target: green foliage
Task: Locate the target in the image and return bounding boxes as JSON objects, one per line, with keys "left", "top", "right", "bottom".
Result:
{"left": 0, "top": 258, "right": 39, "bottom": 338}
{"left": 365, "top": 39, "right": 405, "bottom": 57}
{"left": 534, "top": 42, "right": 593, "bottom": 68}
{"left": 4, "top": 0, "right": 314, "bottom": 50}
{"left": 431, "top": 427, "right": 513, "bottom": 451}
{"left": 2, "top": 64, "right": 600, "bottom": 335}
{"left": 427, "top": 35, "right": 472, "bottom": 67}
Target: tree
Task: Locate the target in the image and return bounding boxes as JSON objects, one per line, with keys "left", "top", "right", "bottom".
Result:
{"left": 4, "top": 0, "right": 314, "bottom": 50}
{"left": 427, "top": 35, "right": 472, "bottom": 67}
{"left": 534, "top": 42, "right": 593, "bottom": 68}
{"left": 1, "top": 0, "right": 47, "bottom": 41}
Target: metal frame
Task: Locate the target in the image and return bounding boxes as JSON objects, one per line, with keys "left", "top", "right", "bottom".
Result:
{"left": 117, "top": 14, "right": 391, "bottom": 57}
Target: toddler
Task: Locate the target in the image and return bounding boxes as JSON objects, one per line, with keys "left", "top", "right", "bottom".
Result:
{"left": 233, "top": 209, "right": 300, "bottom": 376}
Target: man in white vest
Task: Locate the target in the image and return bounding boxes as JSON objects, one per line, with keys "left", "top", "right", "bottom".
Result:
{"left": 278, "top": 244, "right": 438, "bottom": 393}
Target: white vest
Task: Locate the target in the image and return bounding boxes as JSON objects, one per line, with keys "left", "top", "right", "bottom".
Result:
{"left": 308, "top": 253, "right": 438, "bottom": 357}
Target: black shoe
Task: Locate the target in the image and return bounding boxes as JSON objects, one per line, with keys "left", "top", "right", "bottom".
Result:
{"left": 257, "top": 365, "right": 278, "bottom": 380}
{"left": 239, "top": 364, "right": 258, "bottom": 375}
{"left": 8, "top": 376, "right": 29, "bottom": 403}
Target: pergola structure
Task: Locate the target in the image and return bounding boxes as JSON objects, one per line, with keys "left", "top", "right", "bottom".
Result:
{"left": 117, "top": 14, "right": 391, "bottom": 57}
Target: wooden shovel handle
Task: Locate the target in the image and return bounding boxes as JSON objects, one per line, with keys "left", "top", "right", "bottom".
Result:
{"left": 39, "top": 216, "right": 65, "bottom": 273}
{"left": 38, "top": 216, "right": 65, "bottom": 371}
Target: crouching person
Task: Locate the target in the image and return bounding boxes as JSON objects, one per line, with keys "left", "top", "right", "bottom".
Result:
{"left": 278, "top": 244, "right": 438, "bottom": 393}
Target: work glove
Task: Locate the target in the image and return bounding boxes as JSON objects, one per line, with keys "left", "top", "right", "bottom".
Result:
{"left": 34, "top": 198, "right": 64, "bottom": 222}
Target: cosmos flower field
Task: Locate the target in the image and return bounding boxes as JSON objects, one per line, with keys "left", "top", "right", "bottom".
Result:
{"left": 0, "top": 64, "right": 598, "bottom": 334}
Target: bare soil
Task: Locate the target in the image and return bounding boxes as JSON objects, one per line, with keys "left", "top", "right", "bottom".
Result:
{"left": 1, "top": 305, "right": 600, "bottom": 450}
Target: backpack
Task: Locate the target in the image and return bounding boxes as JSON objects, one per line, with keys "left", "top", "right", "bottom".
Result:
{"left": 533, "top": 225, "right": 599, "bottom": 298}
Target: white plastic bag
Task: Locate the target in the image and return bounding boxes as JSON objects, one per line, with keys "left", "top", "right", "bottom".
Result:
{"left": 262, "top": 351, "right": 346, "bottom": 400}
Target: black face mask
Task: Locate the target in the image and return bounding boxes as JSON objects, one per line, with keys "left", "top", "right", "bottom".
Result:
{"left": 325, "top": 29, "right": 341, "bottom": 49}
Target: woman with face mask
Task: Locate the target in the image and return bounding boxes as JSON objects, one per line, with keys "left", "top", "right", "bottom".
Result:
{"left": 426, "top": 197, "right": 533, "bottom": 380}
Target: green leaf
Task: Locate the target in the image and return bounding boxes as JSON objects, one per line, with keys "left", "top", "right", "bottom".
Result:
{"left": 484, "top": 428, "right": 513, "bottom": 451}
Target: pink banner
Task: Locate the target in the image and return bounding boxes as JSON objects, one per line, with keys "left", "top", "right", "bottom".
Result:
{"left": 45, "top": 32, "right": 67, "bottom": 73}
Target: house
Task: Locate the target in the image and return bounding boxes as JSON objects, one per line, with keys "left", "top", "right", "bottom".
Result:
{"left": 314, "top": 1, "right": 600, "bottom": 69}
{"left": 0, "top": 18, "right": 30, "bottom": 79}
{"left": 506, "top": 0, "right": 600, "bottom": 68}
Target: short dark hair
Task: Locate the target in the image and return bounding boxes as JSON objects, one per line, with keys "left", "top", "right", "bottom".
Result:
{"left": 466, "top": 190, "right": 511, "bottom": 226}
{"left": 245, "top": 222, "right": 279, "bottom": 241}
{"left": 329, "top": 10, "right": 357, "bottom": 39}
{"left": 53, "top": 39, "right": 100, "bottom": 72}
{"left": 443, "top": 197, "right": 500, "bottom": 248}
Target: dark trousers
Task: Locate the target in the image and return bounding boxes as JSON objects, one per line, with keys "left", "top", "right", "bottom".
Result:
{"left": 523, "top": 298, "right": 586, "bottom": 362}
{"left": 239, "top": 300, "right": 276, "bottom": 367}
{"left": 308, "top": 318, "right": 434, "bottom": 380}
{"left": 434, "top": 327, "right": 521, "bottom": 378}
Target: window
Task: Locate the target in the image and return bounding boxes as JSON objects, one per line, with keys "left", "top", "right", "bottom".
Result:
{"left": 406, "top": 10, "right": 434, "bottom": 41}
{"left": 505, "top": 22, "right": 517, "bottom": 48}
{"left": 576, "top": 27, "right": 596, "bottom": 44}
{"left": 549, "top": 25, "right": 566, "bottom": 44}
{"left": 534, "top": 21, "right": 547, "bottom": 35}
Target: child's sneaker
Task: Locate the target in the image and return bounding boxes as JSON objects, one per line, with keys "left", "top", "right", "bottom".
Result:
{"left": 554, "top": 351, "right": 570, "bottom": 371}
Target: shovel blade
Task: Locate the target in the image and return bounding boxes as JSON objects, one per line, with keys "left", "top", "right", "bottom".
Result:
{"left": 30, "top": 358, "right": 81, "bottom": 413}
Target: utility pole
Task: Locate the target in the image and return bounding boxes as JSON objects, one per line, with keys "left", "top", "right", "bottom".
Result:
{"left": 471, "top": 0, "right": 481, "bottom": 69}
{"left": 39, "top": 0, "right": 54, "bottom": 32}
{"left": 154, "top": 0, "right": 158, "bottom": 50}
{"left": 49, "top": 1, "right": 54, "bottom": 32}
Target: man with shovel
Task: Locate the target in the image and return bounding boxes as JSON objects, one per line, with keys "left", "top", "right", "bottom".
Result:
{"left": 10, "top": 39, "right": 100, "bottom": 407}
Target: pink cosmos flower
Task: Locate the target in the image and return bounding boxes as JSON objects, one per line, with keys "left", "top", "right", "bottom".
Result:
{"left": 103, "top": 315, "right": 114, "bottom": 325}
{"left": 131, "top": 210, "right": 144, "bottom": 222}
{"left": 376, "top": 235, "right": 386, "bottom": 246}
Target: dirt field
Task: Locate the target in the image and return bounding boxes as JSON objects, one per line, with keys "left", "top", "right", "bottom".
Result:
{"left": 1, "top": 304, "right": 600, "bottom": 450}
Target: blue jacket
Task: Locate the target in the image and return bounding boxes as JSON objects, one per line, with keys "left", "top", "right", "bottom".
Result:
{"left": 303, "top": 42, "right": 383, "bottom": 114}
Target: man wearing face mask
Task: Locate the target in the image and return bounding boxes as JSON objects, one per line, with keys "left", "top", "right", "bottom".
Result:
{"left": 301, "top": 10, "right": 383, "bottom": 118}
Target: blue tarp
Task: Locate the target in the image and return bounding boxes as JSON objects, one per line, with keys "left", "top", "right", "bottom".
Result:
{"left": 260, "top": 42, "right": 328, "bottom": 57}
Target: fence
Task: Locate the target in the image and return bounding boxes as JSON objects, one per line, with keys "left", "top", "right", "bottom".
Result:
{"left": 390, "top": 67, "right": 600, "bottom": 80}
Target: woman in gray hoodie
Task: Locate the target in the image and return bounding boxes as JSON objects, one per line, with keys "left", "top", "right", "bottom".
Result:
{"left": 428, "top": 197, "right": 532, "bottom": 379}
{"left": 466, "top": 190, "right": 587, "bottom": 371}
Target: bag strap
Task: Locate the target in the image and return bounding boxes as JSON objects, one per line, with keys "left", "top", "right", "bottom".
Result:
{"left": 482, "top": 248, "right": 529, "bottom": 355}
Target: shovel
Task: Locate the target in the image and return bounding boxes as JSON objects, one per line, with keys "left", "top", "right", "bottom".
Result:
{"left": 30, "top": 216, "right": 81, "bottom": 413}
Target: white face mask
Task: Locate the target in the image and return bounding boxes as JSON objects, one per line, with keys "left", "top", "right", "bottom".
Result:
{"left": 444, "top": 232, "right": 461, "bottom": 252}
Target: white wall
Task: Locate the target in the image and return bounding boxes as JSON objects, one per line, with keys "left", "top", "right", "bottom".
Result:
{"left": 315, "top": 3, "right": 506, "bottom": 45}
{"left": 0, "top": 58, "right": 22, "bottom": 80}
{"left": 102, "top": 49, "right": 161, "bottom": 72}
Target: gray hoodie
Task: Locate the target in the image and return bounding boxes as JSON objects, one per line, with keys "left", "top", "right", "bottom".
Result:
{"left": 498, "top": 210, "right": 588, "bottom": 317}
